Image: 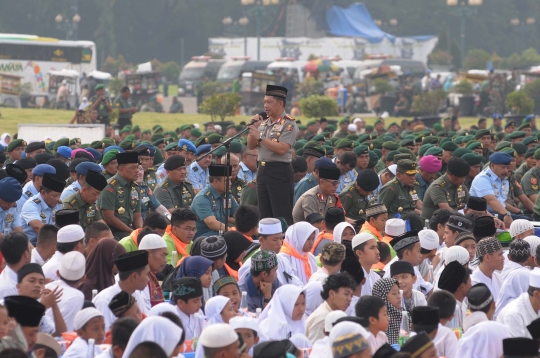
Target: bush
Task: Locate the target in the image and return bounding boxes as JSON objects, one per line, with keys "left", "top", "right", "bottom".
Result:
{"left": 157, "top": 61, "right": 181, "bottom": 82}
{"left": 108, "top": 77, "right": 124, "bottom": 97}
{"left": 454, "top": 80, "right": 474, "bottom": 96}
{"left": 373, "top": 79, "right": 392, "bottom": 95}
{"left": 464, "top": 49, "right": 490, "bottom": 70}
{"left": 297, "top": 78, "right": 324, "bottom": 98}
{"left": 507, "top": 91, "right": 534, "bottom": 115}
{"left": 524, "top": 79, "right": 540, "bottom": 98}
{"left": 428, "top": 49, "right": 453, "bottom": 67}
{"left": 299, "top": 95, "right": 338, "bottom": 118}
{"left": 200, "top": 81, "right": 225, "bottom": 96}
{"left": 411, "top": 89, "right": 447, "bottom": 115}
{"left": 199, "top": 93, "right": 241, "bottom": 121}
{"left": 101, "top": 55, "right": 132, "bottom": 76}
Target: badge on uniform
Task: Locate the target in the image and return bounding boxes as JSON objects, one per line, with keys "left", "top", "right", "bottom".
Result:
{"left": 411, "top": 194, "right": 418, "bottom": 200}
{"left": 117, "top": 207, "right": 125, "bottom": 215}
{"left": 286, "top": 124, "right": 294, "bottom": 131}
{"left": 5, "top": 214, "right": 13, "bottom": 223}
{"left": 532, "top": 177, "right": 538, "bottom": 185}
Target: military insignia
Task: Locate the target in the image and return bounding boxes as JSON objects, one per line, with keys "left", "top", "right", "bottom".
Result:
{"left": 22, "top": 141, "right": 27, "bottom": 146}
{"left": 33, "top": 198, "right": 41, "bottom": 204}
{"left": 117, "top": 207, "right": 125, "bottom": 215}
{"left": 110, "top": 179, "right": 117, "bottom": 186}
{"left": 515, "top": 181, "right": 522, "bottom": 190}
{"left": 398, "top": 207, "right": 403, "bottom": 213}
{"left": 532, "top": 177, "right": 538, "bottom": 185}
{"left": 70, "top": 199, "right": 77, "bottom": 205}
{"left": 40, "top": 213, "right": 46, "bottom": 219}
{"left": 193, "top": 167, "right": 198, "bottom": 172}
{"left": 286, "top": 124, "right": 294, "bottom": 131}
{"left": 204, "top": 138, "right": 209, "bottom": 143}
{"left": 358, "top": 209, "right": 364, "bottom": 215}
{"left": 25, "top": 191, "right": 31, "bottom": 197}
{"left": 107, "top": 187, "right": 114, "bottom": 192}
{"left": 5, "top": 214, "right": 13, "bottom": 223}
{"left": 533, "top": 185, "right": 538, "bottom": 190}
{"left": 237, "top": 186, "right": 242, "bottom": 191}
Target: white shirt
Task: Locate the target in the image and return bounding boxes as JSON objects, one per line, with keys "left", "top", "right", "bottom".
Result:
{"left": 239, "top": 253, "right": 304, "bottom": 287}
{"left": 308, "top": 267, "right": 329, "bottom": 284}
{"left": 63, "top": 337, "right": 103, "bottom": 358}
{"left": 305, "top": 301, "right": 333, "bottom": 344}
{"left": 361, "top": 266, "right": 381, "bottom": 297}
{"left": 310, "top": 336, "right": 331, "bottom": 358}
{"left": 497, "top": 292, "right": 539, "bottom": 338}
{"left": 471, "top": 266, "right": 503, "bottom": 302}
{"left": 30, "top": 248, "right": 46, "bottom": 266}
{"left": 41, "top": 251, "right": 64, "bottom": 281}
{"left": 45, "top": 280, "right": 84, "bottom": 332}
{"left": 346, "top": 295, "right": 359, "bottom": 316}
{"left": 368, "top": 331, "right": 388, "bottom": 354}
{"left": 92, "top": 282, "right": 146, "bottom": 331}
{"left": 433, "top": 323, "right": 458, "bottom": 358}
{"left": 174, "top": 304, "right": 205, "bottom": 341}
{"left": 0, "top": 266, "right": 18, "bottom": 300}
{"left": 495, "top": 261, "right": 530, "bottom": 319}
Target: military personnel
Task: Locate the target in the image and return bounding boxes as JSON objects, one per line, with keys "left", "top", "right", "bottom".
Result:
{"left": 509, "top": 130, "right": 527, "bottom": 143}
{"left": 522, "top": 136, "right": 538, "bottom": 149}
{"left": 21, "top": 173, "right": 65, "bottom": 244}
{"left": 504, "top": 120, "right": 517, "bottom": 134}
{"left": 240, "top": 179, "right": 258, "bottom": 206}
{"left": 302, "top": 141, "right": 326, "bottom": 174}
{"left": 89, "top": 84, "right": 112, "bottom": 124}
{"left": 335, "top": 151, "right": 357, "bottom": 195}
{"left": 334, "top": 139, "right": 355, "bottom": 156}
{"left": 190, "top": 164, "right": 239, "bottom": 236}
{"left": 353, "top": 145, "right": 370, "bottom": 173}
{"left": 292, "top": 166, "right": 342, "bottom": 223}
{"left": 226, "top": 153, "right": 247, "bottom": 203}
{"left": 178, "top": 139, "right": 197, "bottom": 167}
{"left": 246, "top": 85, "right": 299, "bottom": 224}
{"left": 97, "top": 151, "right": 142, "bottom": 238}
{"left": 489, "top": 113, "right": 503, "bottom": 133}
{"left": 16, "top": 157, "right": 36, "bottom": 186}
{"left": 416, "top": 155, "right": 442, "bottom": 201}
{"left": 155, "top": 155, "right": 195, "bottom": 213}
{"left": 187, "top": 144, "right": 212, "bottom": 193}
{"left": 294, "top": 157, "right": 335, "bottom": 203}
{"left": 375, "top": 141, "right": 400, "bottom": 173}
{"left": 134, "top": 145, "right": 157, "bottom": 191}
{"left": 60, "top": 161, "right": 101, "bottom": 200}
{"left": 17, "top": 164, "right": 56, "bottom": 212}
{"left": 135, "top": 162, "right": 168, "bottom": 221}
{"left": 0, "top": 177, "right": 24, "bottom": 236}
{"left": 461, "top": 153, "right": 483, "bottom": 190}
{"left": 474, "top": 129, "right": 493, "bottom": 165}
{"left": 4, "top": 139, "right": 27, "bottom": 166}
{"left": 24, "top": 141, "right": 46, "bottom": 158}
{"left": 499, "top": 148, "right": 534, "bottom": 217}
{"left": 101, "top": 148, "right": 120, "bottom": 180}
{"left": 421, "top": 157, "right": 471, "bottom": 220}
{"left": 62, "top": 169, "right": 107, "bottom": 229}
{"left": 520, "top": 148, "right": 540, "bottom": 205}
{"left": 339, "top": 169, "right": 380, "bottom": 222}
{"left": 514, "top": 148, "right": 536, "bottom": 183}
{"left": 114, "top": 86, "right": 138, "bottom": 128}
{"left": 238, "top": 146, "right": 258, "bottom": 183}
{"left": 55, "top": 146, "right": 72, "bottom": 164}
{"left": 519, "top": 122, "right": 533, "bottom": 137}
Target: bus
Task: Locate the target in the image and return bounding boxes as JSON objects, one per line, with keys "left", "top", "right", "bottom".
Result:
{"left": 0, "top": 33, "right": 96, "bottom": 96}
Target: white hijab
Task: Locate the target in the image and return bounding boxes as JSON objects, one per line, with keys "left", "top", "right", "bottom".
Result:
{"left": 282, "top": 222, "right": 319, "bottom": 284}
{"left": 259, "top": 284, "right": 305, "bottom": 340}
{"left": 0, "top": 133, "right": 10, "bottom": 147}
{"left": 148, "top": 302, "right": 177, "bottom": 317}
{"left": 205, "top": 296, "right": 230, "bottom": 326}
{"left": 457, "top": 321, "right": 509, "bottom": 358}
{"left": 304, "top": 281, "right": 324, "bottom": 317}
{"left": 290, "top": 333, "right": 312, "bottom": 349}
{"left": 122, "top": 316, "right": 183, "bottom": 358}
{"left": 329, "top": 321, "right": 370, "bottom": 342}
{"left": 332, "top": 222, "right": 355, "bottom": 244}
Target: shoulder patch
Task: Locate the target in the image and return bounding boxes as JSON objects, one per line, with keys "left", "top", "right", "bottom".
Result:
{"left": 107, "top": 187, "right": 114, "bottom": 193}
{"left": 147, "top": 168, "right": 155, "bottom": 172}
{"left": 393, "top": 180, "right": 399, "bottom": 185}
{"left": 70, "top": 199, "right": 77, "bottom": 205}
{"left": 348, "top": 186, "right": 355, "bottom": 192}
{"left": 110, "top": 179, "right": 117, "bottom": 186}
{"left": 205, "top": 191, "right": 211, "bottom": 196}
{"left": 284, "top": 114, "right": 295, "bottom": 121}
{"left": 25, "top": 191, "right": 31, "bottom": 197}
{"left": 33, "top": 198, "right": 41, "bottom": 204}
{"left": 163, "top": 182, "right": 169, "bottom": 187}
{"left": 193, "top": 167, "right": 198, "bottom": 172}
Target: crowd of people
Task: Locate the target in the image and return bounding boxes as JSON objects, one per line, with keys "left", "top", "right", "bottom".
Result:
{"left": 1, "top": 83, "right": 540, "bottom": 358}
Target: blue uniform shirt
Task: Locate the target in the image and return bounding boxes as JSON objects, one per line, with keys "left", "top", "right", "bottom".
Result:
{"left": 187, "top": 162, "right": 209, "bottom": 191}
{"left": 191, "top": 184, "right": 239, "bottom": 237}
{"left": 21, "top": 193, "right": 62, "bottom": 244}
{"left": 237, "top": 162, "right": 257, "bottom": 183}
{"left": 0, "top": 206, "right": 21, "bottom": 235}
{"left": 17, "top": 181, "right": 39, "bottom": 213}
{"left": 238, "top": 273, "right": 281, "bottom": 312}
{"left": 60, "top": 181, "right": 82, "bottom": 201}
{"left": 415, "top": 173, "right": 430, "bottom": 201}
{"left": 294, "top": 173, "right": 317, "bottom": 203}
{"left": 337, "top": 169, "right": 357, "bottom": 195}
{"left": 470, "top": 167, "right": 509, "bottom": 214}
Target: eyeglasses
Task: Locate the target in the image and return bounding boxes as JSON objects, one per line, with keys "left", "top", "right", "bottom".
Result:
{"left": 322, "top": 178, "right": 339, "bottom": 186}
{"left": 175, "top": 226, "right": 197, "bottom": 233}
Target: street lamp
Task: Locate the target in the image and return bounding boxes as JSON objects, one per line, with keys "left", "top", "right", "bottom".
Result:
{"left": 374, "top": 18, "right": 398, "bottom": 32}
{"left": 222, "top": 17, "right": 233, "bottom": 26}
{"left": 447, "top": 0, "right": 483, "bottom": 69}
{"left": 510, "top": 17, "right": 536, "bottom": 53}
{"left": 241, "top": 0, "right": 280, "bottom": 60}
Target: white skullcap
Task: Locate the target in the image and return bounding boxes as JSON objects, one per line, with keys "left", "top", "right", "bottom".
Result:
{"left": 139, "top": 234, "right": 167, "bottom": 250}
{"left": 509, "top": 219, "right": 534, "bottom": 238}
{"left": 325, "top": 310, "right": 347, "bottom": 333}
{"left": 258, "top": 218, "right": 282, "bottom": 235}
{"left": 193, "top": 123, "right": 200, "bottom": 129}
{"left": 229, "top": 316, "right": 260, "bottom": 334}
{"left": 419, "top": 229, "right": 439, "bottom": 251}
{"left": 74, "top": 307, "right": 102, "bottom": 330}
{"left": 199, "top": 323, "right": 238, "bottom": 349}
{"left": 524, "top": 236, "right": 540, "bottom": 256}
{"left": 59, "top": 251, "right": 85, "bottom": 281}
{"left": 531, "top": 268, "right": 540, "bottom": 288}
{"left": 385, "top": 218, "right": 405, "bottom": 237}
{"left": 387, "top": 164, "right": 397, "bottom": 176}
{"left": 445, "top": 246, "right": 469, "bottom": 265}
{"left": 347, "top": 123, "right": 358, "bottom": 132}
{"left": 214, "top": 125, "right": 222, "bottom": 131}
{"left": 57, "top": 224, "right": 84, "bottom": 243}
{"left": 353, "top": 118, "right": 364, "bottom": 124}
{"left": 352, "top": 233, "right": 374, "bottom": 249}
{"left": 82, "top": 97, "right": 88, "bottom": 102}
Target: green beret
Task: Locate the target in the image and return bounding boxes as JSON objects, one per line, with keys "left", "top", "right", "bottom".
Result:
{"left": 95, "top": 84, "right": 104, "bottom": 91}
{"left": 447, "top": 131, "right": 456, "bottom": 137}
{"left": 353, "top": 145, "right": 369, "bottom": 156}
{"left": 374, "top": 118, "right": 383, "bottom": 125}
{"left": 325, "top": 140, "right": 332, "bottom": 146}
{"left": 153, "top": 125, "right": 163, "bottom": 132}
{"left": 323, "top": 145, "right": 334, "bottom": 156}
{"left": 436, "top": 131, "right": 447, "bottom": 138}
{"left": 403, "top": 134, "right": 416, "bottom": 140}
{"left": 294, "top": 140, "right": 307, "bottom": 150}
{"left": 461, "top": 153, "right": 483, "bottom": 166}
{"left": 79, "top": 144, "right": 90, "bottom": 149}
{"left": 394, "top": 153, "right": 414, "bottom": 162}
{"left": 326, "top": 125, "right": 336, "bottom": 132}
{"left": 213, "top": 146, "right": 226, "bottom": 157}
{"left": 463, "top": 135, "right": 475, "bottom": 142}
{"left": 320, "top": 132, "right": 331, "bottom": 138}
{"left": 368, "top": 151, "right": 379, "bottom": 168}
{"left": 474, "top": 129, "right": 490, "bottom": 139}
{"left": 505, "top": 120, "right": 517, "bottom": 129}
{"left": 400, "top": 139, "right": 414, "bottom": 147}
{"left": 523, "top": 136, "right": 538, "bottom": 146}
{"left": 102, "top": 138, "right": 115, "bottom": 148}
{"left": 339, "top": 117, "right": 349, "bottom": 125}
{"left": 208, "top": 133, "right": 223, "bottom": 144}
{"left": 120, "top": 127, "right": 131, "bottom": 134}
{"left": 180, "top": 124, "right": 192, "bottom": 131}
{"left": 519, "top": 122, "right": 531, "bottom": 130}
{"left": 191, "top": 129, "right": 202, "bottom": 138}
{"left": 90, "top": 140, "right": 104, "bottom": 149}
{"left": 312, "top": 134, "right": 326, "bottom": 142}
{"left": 365, "top": 125, "right": 374, "bottom": 131}
{"left": 303, "top": 141, "right": 326, "bottom": 158}
{"left": 132, "top": 125, "right": 140, "bottom": 132}
{"left": 298, "top": 125, "right": 307, "bottom": 130}
{"left": 296, "top": 148, "right": 304, "bottom": 156}
{"left": 386, "top": 150, "right": 401, "bottom": 162}
{"left": 7, "top": 139, "right": 26, "bottom": 152}
{"left": 425, "top": 146, "right": 443, "bottom": 156}
{"left": 509, "top": 131, "right": 527, "bottom": 139}
{"left": 119, "top": 140, "right": 135, "bottom": 150}
{"left": 452, "top": 148, "right": 472, "bottom": 158}
{"left": 384, "top": 134, "right": 396, "bottom": 141}
{"left": 454, "top": 136, "right": 465, "bottom": 145}
{"left": 439, "top": 138, "right": 452, "bottom": 147}
{"left": 152, "top": 138, "right": 165, "bottom": 146}
{"left": 335, "top": 139, "right": 355, "bottom": 149}
{"left": 46, "top": 141, "right": 55, "bottom": 151}
{"left": 512, "top": 142, "right": 527, "bottom": 155}
{"left": 229, "top": 141, "right": 243, "bottom": 154}
{"left": 418, "top": 144, "right": 434, "bottom": 157}
{"left": 53, "top": 138, "right": 69, "bottom": 150}
{"left": 495, "top": 132, "right": 505, "bottom": 142}
{"left": 526, "top": 148, "right": 536, "bottom": 159}
{"left": 501, "top": 147, "right": 517, "bottom": 158}
{"left": 466, "top": 141, "right": 483, "bottom": 151}
{"left": 306, "top": 120, "right": 316, "bottom": 126}
{"left": 142, "top": 129, "right": 151, "bottom": 135}
{"left": 387, "top": 122, "right": 399, "bottom": 129}
{"left": 330, "top": 137, "right": 341, "bottom": 146}
{"left": 164, "top": 143, "right": 178, "bottom": 152}
{"left": 414, "top": 135, "right": 425, "bottom": 143}
{"left": 69, "top": 138, "right": 81, "bottom": 147}
{"left": 433, "top": 123, "right": 444, "bottom": 131}
{"left": 534, "top": 148, "right": 540, "bottom": 160}
{"left": 382, "top": 141, "right": 400, "bottom": 150}
{"left": 397, "top": 148, "right": 415, "bottom": 159}
{"left": 150, "top": 134, "right": 164, "bottom": 142}
{"left": 125, "top": 135, "right": 135, "bottom": 142}
{"left": 371, "top": 139, "right": 383, "bottom": 149}
{"left": 346, "top": 134, "right": 359, "bottom": 141}
{"left": 153, "top": 146, "right": 164, "bottom": 165}
{"left": 101, "top": 149, "right": 119, "bottom": 166}
{"left": 456, "top": 129, "right": 470, "bottom": 137}
{"left": 226, "top": 124, "right": 235, "bottom": 130}
{"left": 421, "top": 136, "right": 439, "bottom": 145}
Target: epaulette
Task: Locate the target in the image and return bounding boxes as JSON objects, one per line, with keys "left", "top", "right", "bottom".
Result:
{"left": 440, "top": 181, "right": 446, "bottom": 187}
{"left": 33, "top": 198, "right": 41, "bottom": 204}
{"left": 163, "top": 182, "right": 169, "bottom": 187}
{"left": 147, "top": 167, "right": 155, "bottom": 172}
{"left": 70, "top": 199, "right": 77, "bottom": 205}
{"left": 284, "top": 114, "right": 295, "bottom": 121}
{"left": 393, "top": 180, "right": 399, "bottom": 185}
{"left": 25, "top": 191, "right": 31, "bottom": 197}
{"left": 102, "top": 170, "right": 107, "bottom": 175}
{"left": 193, "top": 167, "right": 199, "bottom": 172}
{"left": 205, "top": 191, "right": 211, "bottom": 196}
{"left": 307, "top": 177, "right": 314, "bottom": 183}
{"left": 110, "top": 179, "right": 118, "bottom": 186}
{"left": 348, "top": 185, "right": 355, "bottom": 192}
{"left": 238, "top": 178, "right": 247, "bottom": 185}
{"left": 185, "top": 179, "right": 192, "bottom": 185}
{"left": 414, "top": 181, "right": 419, "bottom": 185}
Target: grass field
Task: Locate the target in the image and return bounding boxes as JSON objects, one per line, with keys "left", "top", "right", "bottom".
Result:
{"left": 0, "top": 107, "right": 480, "bottom": 137}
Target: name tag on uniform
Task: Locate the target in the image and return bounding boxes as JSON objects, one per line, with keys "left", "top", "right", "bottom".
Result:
{"left": 411, "top": 194, "right": 419, "bottom": 201}
{"left": 458, "top": 191, "right": 465, "bottom": 198}
{"left": 271, "top": 125, "right": 283, "bottom": 132}
{"left": 87, "top": 211, "right": 95, "bottom": 217}
{"left": 142, "top": 197, "right": 150, "bottom": 204}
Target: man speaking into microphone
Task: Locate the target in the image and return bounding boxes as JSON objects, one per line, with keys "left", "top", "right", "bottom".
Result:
{"left": 247, "top": 85, "right": 299, "bottom": 224}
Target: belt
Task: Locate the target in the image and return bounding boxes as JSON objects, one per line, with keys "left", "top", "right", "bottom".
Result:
{"left": 259, "top": 161, "right": 290, "bottom": 167}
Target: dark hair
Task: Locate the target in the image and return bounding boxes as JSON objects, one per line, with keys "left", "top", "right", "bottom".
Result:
{"left": 291, "top": 156, "right": 308, "bottom": 173}
{"left": 321, "top": 272, "right": 357, "bottom": 300}
{"left": 429, "top": 209, "right": 454, "bottom": 231}
{"left": 250, "top": 268, "right": 272, "bottom": 277}
{"left": 143, "top": 212, "right": 168, "bottom": 230}
{"left": 427, "top": 290, "right": 456, "bottom": 319}
{"left": 396, "top": 244, "right": 417, "bottom": 260}
{"left": 339, "top": 151, "right": 357, "bottom": 168}
{"left": 367, "top": 212, "right": 386, "bottom": 222}
{"left": 462, "top": 269, "right": 471, "bottom": 285}
{"left": 320, "top": 256, "right": 343, "bottom": 267}
{"left": 120, "top": 86, "right": 130, "bottom": 93}
{"left": 84, "top": 221, "right": 110, "bottom": 245}
{"left": 160, "top": 311, "right": 186, "bottom": 347}
{"left": 129, "top": 342, "right": 167, "bottom": 358}
{"left": 119, "top": 266, "right": 146, "bottom": 281}
{"left": 37, "top": 224, "right": 59, "bottom": 248}
{"left": 57, "top": 239, "right": 83, "bottom": 254}
{"left": 478, "top": 118, "right": 487, "bottom": 124}
{"left": 111, "top": 317, "right": 138, "bottom": 350}
{"left": 170, "top": 208, "right": 198, "bottom": 227}
{"left": 234, "top": 205, "right": 260, "bottom": 233}
{"left": 137, "top": 227, "right": 157, "bottom": 244}
{"left": 355, "top": 295, "right": 386, "bottom": 327}
{"left": 0, "top": 232, "right": 29, "bottom": 265}
{"left": 272, "top": 96, "right": 286, "bottom": 107}
{"left": 378, "top": 242, "right": 391, "bottom": 263}
{"left": 208, "top": 176, "right": 220, "bottom": 183}
{"left": 0, "top": 349, "right": 28, "bottom": 358}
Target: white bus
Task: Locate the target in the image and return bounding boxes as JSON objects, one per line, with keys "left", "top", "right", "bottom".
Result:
{"left": 0, "top": 33, "right": 96, "bottom": 96}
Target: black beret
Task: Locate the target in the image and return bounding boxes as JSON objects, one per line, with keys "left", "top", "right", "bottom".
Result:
{"left": 133, "top": 146, "right": 151, "bottom": 157}
{"left": 55, "top": 209, "right": 79, "bottom": 228}
{"left": 47, "top": 159, "right": 70, "bottom": 181}
{"left": 164, "top": 155, "right": 186, "bottom": 171}
{"left": 447, "top": 157, "right": 470, "bottom": 177}
{"left": 35, "top": 152, "right": 54, "bottom": 165}
{"left": 25, "top": 141, "right": 45, "bottom": 153}
{"left": 15, "top": 157, "right": 37, "bottom": 170}
{"left": 69, "top": 158, "right": 90, "bottom": 172}
{"left": 356, "top": 169, "right": 379, "bottom": 191}
{"left": 5, "top": 164, "right": 27, "bottom": 184}
{"left": 85, "top": 170, "right": 107, "bottom": 191}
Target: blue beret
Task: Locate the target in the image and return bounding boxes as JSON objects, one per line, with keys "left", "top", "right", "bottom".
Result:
{"left": 86, "top": 148, "right": 102, "bottom": 161}
{"left": 492, "top": 113, "right": 502, "bottom": 120}
{"left": 140, "top": 144, "right": 156, "bottom": 157}
{"left": 75, "top": 162, "right": 102, "bottom": 175}
{"left": 0, "top": 177, "right": 22, "bottom": 203}
{"left": 32, "top": 164, "right": 56, "bottom": 176}
{"left": 315, "top": 157, "right": 338, "bottom": 170}
{"left": 57, "top": 146, "right": 72, "bottom": 159}
{"left": 196, "top": 144, "right": 212, "bottom": 156}
{"left": 525, "top": 114, "right": 536, "bottom": 122}
{"left": 0, "top": 144, "right": 5, "bottom": 153}
{"left": 103, "top": 146, "right": 124, "bottom": 155}
{"left": 178, "top": 139, "right": 197, "bottom": 153}
{"left": 489, "top": 152, "right": 512, "bottom": 165}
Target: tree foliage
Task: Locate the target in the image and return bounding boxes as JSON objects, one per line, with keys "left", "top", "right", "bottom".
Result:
{"left": 411, "top": 90, "right": 447, "bottom": 115}
{"left": 296, "top": 78, "right": 324, "bottom": 98}
{"left": 299, "top": 95, "right": 338, "bottom": 118}
{"left": 199, "top": 93, "right": 241, "bottom": 121}
{"left": 464, "top": 49, "right": 491, "bottom": 70}
{"left": 507, "top": 91, "right": 534, "bottom": 114}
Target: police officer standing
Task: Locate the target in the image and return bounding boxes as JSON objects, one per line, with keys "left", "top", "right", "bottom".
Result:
{"left": 155, "top": 155, "right": 195, "bottom": 213}
{"left": 114, "top": 86, "right": 138, "bottom": 128}
{"left": 89, "top": 84, "right": 112, "bottom": 125}
{"left": 339, "top": 169, "right": 380, "bottom": 222}
{"left": 62, "top": 169, "right": 107, "bottom": 229}
{"left": 97, "top": 152, "right": 142, "bottom": 238}
{"left": 247, "top": 85, "right": 298, "bottom": 224}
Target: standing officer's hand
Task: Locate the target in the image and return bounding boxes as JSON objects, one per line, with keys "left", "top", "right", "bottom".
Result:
{"left": 248, "top": 114, "right": 263, "bottom": 139}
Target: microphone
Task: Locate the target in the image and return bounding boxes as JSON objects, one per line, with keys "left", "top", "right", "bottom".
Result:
{"left": 248, "top": 112, "right": 268, "bottom": 126}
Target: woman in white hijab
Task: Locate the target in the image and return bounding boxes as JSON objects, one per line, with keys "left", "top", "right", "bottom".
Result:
{"left": 122, "top": 316, "right": 184, "bottom": 358}
{"left": 0, "top": 133, "right": 10, "bottom": 147}
{"left": 259, "top": 284, "right": 306, "bottom": 340}
{"left": 279, "top": 222, "right": 318, "bottom": 284}
{"left": 304, "top": 281, "right": 324, "bottom": 317}
{"left": 457, "top": 321, "right": 509, "bottom": 358}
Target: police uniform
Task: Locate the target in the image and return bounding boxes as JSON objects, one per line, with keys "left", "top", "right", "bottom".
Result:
{"left": 339, "top": 183, "right": 374, "bottom": 222}
{"left": 421, "top": 174, "right": 470, "bottom": 220}
{"left": 155, "top": 176, "right": 195, "bottom": 210}
{"left": 17, "top": 181, "right": 39, "bottom": 213}
{"left": 238, "top": 162, "right": 257, "bottom": 183}
{"left": 240, "top": 179, "right": 258, "bottom": 206}
{"left": 379, "top": 160, "right": 421, "bottom": 219}
{"left": 231, "top": 177, "right": 247, "bottom": 203}
{"left": 89, "top": 93, "right": 112, "bottom": 124}
{"left": 62, "top": 191, "right": 102, "bottom": 229}
{"left": 187, "top": 159, "right": 209, "bottom": 191}
{"left": 114, "top": 95, "right": 134, "bottom": 128}
{"left": 470, "top": 162, "right": 510, "bottom": 216}
{"left": 256, "top": 85, "right": 299, "bottom": 224}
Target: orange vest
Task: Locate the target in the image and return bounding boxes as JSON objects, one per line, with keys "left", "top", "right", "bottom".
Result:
{"left": 311, "top": 231, "right": 334, "bottom": 254}
{"left": 129, "top": 228, "right": 143, "bottom": 247}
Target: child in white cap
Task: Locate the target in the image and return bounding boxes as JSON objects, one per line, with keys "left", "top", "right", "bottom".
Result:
{"left": 63, "top": 307, "right": 104, "bottom": 358}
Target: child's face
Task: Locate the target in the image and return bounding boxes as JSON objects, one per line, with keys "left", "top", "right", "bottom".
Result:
{"left": 200, "top": 267, "right": 213, "bottom": 288}
{"left": 459, "top": 239, "right": 477, "bottom": 262}
{"left": 17, "top": 273, "right": 45, "bottom": 299}
{"left": 392, "top": 273, "right": 416, "bottom": 294}
{"left": 341, "top": 227, "right": 355, "bottom": 242}
{"left": 357, "top": 239, "right": 380, "bottom": 266}
{"left": 291, "top": 293, "right": 306, "bottom": 321}
{"left": 219, "top": 284, "right": 241, "bottom": 311}
{"left": 78, "top": 316, "right": 105, "bottom": 345}
{"left": 236, "top": 328, "right": 259, "bottom": 354}
{"left": 302, "top": 233, "right": 315, "bottom": 253}
{"left": 371, "top": 213, "right": 388, "bottom": 231}
{"left": 0, "top": 308, "right": 8, "bottom": 338}
{"left": 122, "top": 302, "right": 143, "bottom": 323}
{"left": 213, "top": 257, "right": 226, "bottom": 270}
{"left": 330, "top": 287, "right": 353, "bottom": 311}
{"left": 220, "top": 301, "right": 237, "bottom": 324}
{"left": 178, "top": 296, "right": 203, "bottom": 315}
{"left": 371, "top": 305, "right": 390, "bottom": 333}
{"left": 387, "top": 284, "right": 402, "bottom": 309}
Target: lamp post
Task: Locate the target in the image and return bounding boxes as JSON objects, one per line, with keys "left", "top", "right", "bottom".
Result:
{"left": 222, "top": 16, "right": 250, "bottom": 56}
{"left": 373, "top": 18, "right": 398, "bottom": 33}
{"left": 447, "top": 0, "right": 483, "bottom": 69}
{"left": 241, "top": 0, "right": 280, "bottom": 60}
{"left": 510, "top": 17, "right": 536, "bottom": 53}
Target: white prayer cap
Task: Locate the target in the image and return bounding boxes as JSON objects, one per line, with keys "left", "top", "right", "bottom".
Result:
{"left": 74, "top": 307, "right": 103, "bottom": 330}
{"left": 445, "top": 246, "right": 469, "bottom": 265}
{"left": 530, "top": 268, "right": 540, "bottom": 288}
{"left": 199, "top": 323, "right": 238, "bottom": 349}
{"left": 387, "top": 164, "right": 397, "bottom": 176}
{"left": 193, "top": 123, "right": 200, "bottom": 129}
{"left": 385, "top": 218, "right": 405, "bottom": 237}
{"left": 353, "top": 118, "right": 364, "bottom": 124}
{"left": 214, "top": 125, "right": 222, "bottom": 132}
{"left": 229, "top": 316, "right": 260, "bottom": 334}
{"left": 419, "top": 229, "right": 439, "bottom": 250}
{"left": 325, "top": 310, "right": 347, "bottom": 333}
{"left": 509, "top": 219, "right": 534, "bottom": 238}
{"left": 57, "top": 224, "right": 84, "bottom": 243}
{"left": 59, "top": 251, "right": 85, "bottom": 281}
{"left": 352, "top": 233, "right": 374, "bottom": 249}
{"left": 139, "top": 234, "right": 167, "bottom": 250}
{"left": 524, "top": 236, "right": 540, "bottom": 256}
{"left": 347, "top": 123, "right": 358, "bottom": 132}
{"left": 258, "top": 218, "right": 282, "bottom": 235}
